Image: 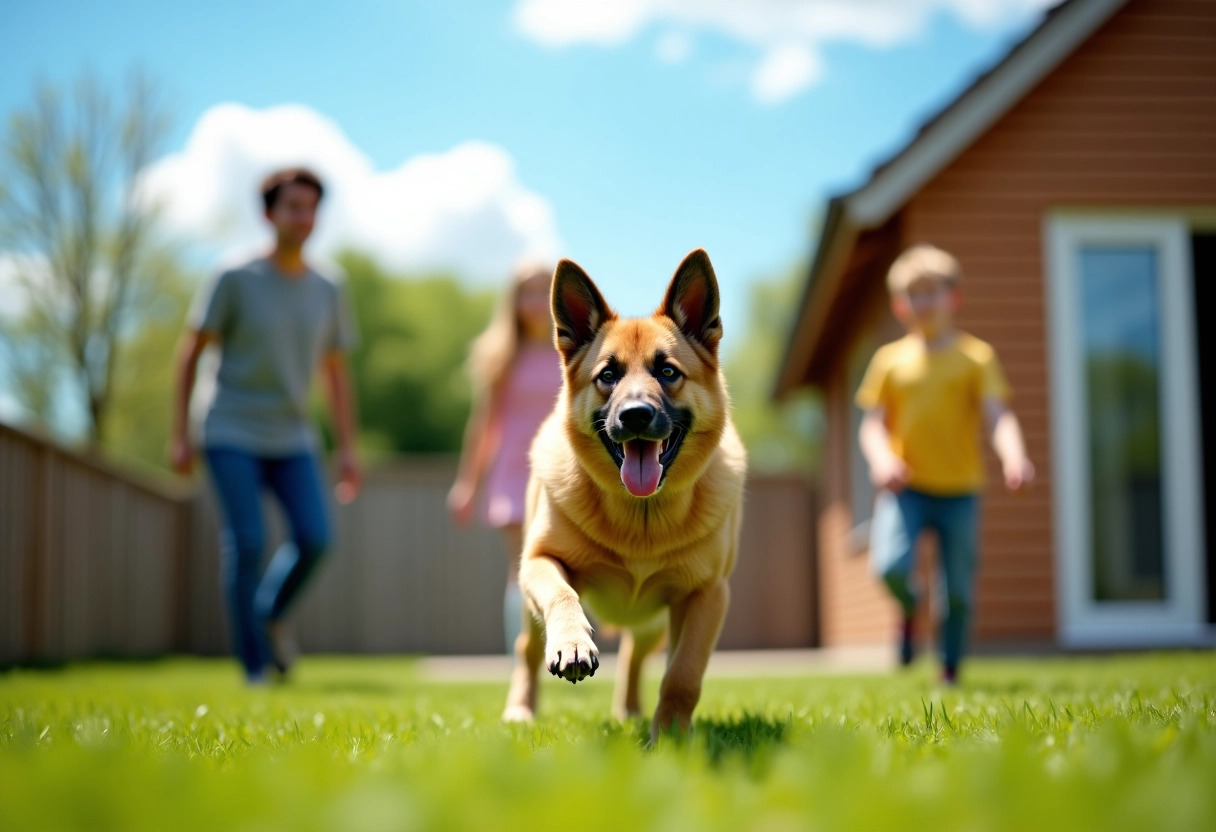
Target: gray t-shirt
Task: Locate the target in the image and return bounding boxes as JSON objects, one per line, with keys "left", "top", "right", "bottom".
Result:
{"left": 189, "top": 257, "right": 358, "bottom": 455}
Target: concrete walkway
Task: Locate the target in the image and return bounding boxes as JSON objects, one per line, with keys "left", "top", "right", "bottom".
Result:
{"left": 418, "top": 646, "right": 894, "bottom": 682}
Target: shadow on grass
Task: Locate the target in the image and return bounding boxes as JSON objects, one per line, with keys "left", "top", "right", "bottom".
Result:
{"left": 619, "top": 712, "right": 792, "bottom": 767}
{"left": 695, "top": 713, "right": 790, "bottom": 766}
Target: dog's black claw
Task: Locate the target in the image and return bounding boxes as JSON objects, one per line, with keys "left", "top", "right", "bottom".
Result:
{"left": 548, "top": 649, "right": 599, "bottom": 683}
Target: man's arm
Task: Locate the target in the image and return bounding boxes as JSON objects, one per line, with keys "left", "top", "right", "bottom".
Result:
{"left": 169, "top": 330, "right": 215, "bottom": 475}
{"left": 322, "top": 350, "right": 362, "bottom": 503}
{"left": 859, "top": 406, "right": 910, "bottom": 492}
{"left": 984, "top": 397, "right": 1034, "bottom": 491}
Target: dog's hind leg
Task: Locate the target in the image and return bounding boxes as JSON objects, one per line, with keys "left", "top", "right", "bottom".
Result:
{"left": 502, "top": 604, "right": 545, "bottom": 722}
{"left": 612, "top": 620, "right": 665, "bottom": 721}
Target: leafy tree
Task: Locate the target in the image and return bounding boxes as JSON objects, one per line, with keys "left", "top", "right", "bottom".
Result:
{"left": 103, "top": 252, "right": 194, "bottom": 470}
{"left": 329, "top": 252, "right": 495, "bottom": 457}
{"left": 724, "top": 263, "right": 823, "bottom": 474}
{"left": 0, "top": 71, "right": 170, "bottom": 444}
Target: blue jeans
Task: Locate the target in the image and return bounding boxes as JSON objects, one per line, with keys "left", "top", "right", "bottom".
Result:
{"left": 203, "top": 448, "right": 331, "bottom": 677}
{"left": 870, "top": 488, "right": 980, "bottom": 670}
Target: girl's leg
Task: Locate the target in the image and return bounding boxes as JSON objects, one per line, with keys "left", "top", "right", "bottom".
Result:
{"left": 255, "top": 453, "right": 332, "bottom": 625}
{"left": 502, "top": 524, "right": 524, "bottom": 655}
{"left": 935, "top": 494, "right": 981, "bottom": 680}
{"left": 203, "top": 448, "right": 271, "bottom": 679}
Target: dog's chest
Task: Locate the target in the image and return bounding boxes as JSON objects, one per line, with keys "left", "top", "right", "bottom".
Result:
{"left": 572, "top": 558, "right": 696, "bottom": 626}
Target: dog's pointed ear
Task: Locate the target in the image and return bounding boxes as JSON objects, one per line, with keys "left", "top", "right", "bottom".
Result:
{"left": 552, "top": 259, "right": 615, "bottom": 361}
{"left": 660, "top": 248, "right": 722, "bottom": 357}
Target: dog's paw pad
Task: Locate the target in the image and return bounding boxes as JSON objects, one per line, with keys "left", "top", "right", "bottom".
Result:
{"left": 546, "top": 642, "right": 599, "bottom": 683}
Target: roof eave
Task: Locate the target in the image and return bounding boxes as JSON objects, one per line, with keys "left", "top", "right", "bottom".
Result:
{"left": 849, "top": 0, "right": 1128, "bottom": 229}
{"left": 772, "top": 198, "right": 856, "bottom": 400}
{"left": 772, "top": 0, "right": 1130, "bottom": 399}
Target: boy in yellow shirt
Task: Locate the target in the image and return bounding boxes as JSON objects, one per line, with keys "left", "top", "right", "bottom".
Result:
{"left": 856, "top": 244, "right": 1034, "bottom": 684}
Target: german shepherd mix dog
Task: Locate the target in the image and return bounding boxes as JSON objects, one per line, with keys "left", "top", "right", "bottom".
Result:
{"left": 503, "top": 249, "right": 747, "bottom": 744}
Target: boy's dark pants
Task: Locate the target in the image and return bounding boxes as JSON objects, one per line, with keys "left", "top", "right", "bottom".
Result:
{"left": 870, "top": 487, "right": 980, "bottom": 670}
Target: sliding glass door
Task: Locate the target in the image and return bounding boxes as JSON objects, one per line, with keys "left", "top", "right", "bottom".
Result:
{"left": 1047, "top": 216, "right": 1205, "bottom": 646}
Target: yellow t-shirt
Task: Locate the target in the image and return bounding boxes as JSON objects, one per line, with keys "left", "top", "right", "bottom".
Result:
{"left": 855, "top": 332, "right": 1011, "bottom": 495}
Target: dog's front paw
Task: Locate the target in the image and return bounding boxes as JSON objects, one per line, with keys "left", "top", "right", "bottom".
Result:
{"left": 546, "top": 633, "right": 599, "bottom": 683}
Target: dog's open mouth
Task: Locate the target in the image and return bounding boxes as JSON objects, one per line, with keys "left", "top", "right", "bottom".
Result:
{"left": 598, "top": 424, "right": 686, "bottom": 498}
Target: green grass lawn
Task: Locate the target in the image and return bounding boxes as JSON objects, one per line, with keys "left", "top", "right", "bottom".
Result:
{"left": 2, "top": 652, "right": 1214, "bottom": 831}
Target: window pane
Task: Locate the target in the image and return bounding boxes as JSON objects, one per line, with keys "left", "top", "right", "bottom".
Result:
{"left": 1080, "top": 246, "right": 1165, "bottom": 601}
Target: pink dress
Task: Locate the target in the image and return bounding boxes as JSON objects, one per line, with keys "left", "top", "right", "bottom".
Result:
{"left": 483, "top": 343, "right": 563, "bottom": 528}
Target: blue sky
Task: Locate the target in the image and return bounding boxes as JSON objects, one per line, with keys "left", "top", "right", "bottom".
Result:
{"left": 1, "top": 0, "right": 1054, "bottom": 421}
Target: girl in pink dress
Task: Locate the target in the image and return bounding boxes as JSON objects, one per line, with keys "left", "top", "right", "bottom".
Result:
{"left": 448, "top": 262, "right": 562, "bottom": 652}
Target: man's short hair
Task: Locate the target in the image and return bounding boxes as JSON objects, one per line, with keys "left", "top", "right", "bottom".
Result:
{"left": 886, "top": 244, "right": 962, "bottom": 294}
{"left": 261, "top": 167, "right": 324, "bottom": 212}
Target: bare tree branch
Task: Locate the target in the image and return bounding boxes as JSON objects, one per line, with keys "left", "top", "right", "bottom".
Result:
{"left": 0, "top": 70, "right": 171, "bottom": 444}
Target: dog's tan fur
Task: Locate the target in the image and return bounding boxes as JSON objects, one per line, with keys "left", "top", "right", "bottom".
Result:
{"left": 502, "top": 249, "right": 747, "bottom": 743}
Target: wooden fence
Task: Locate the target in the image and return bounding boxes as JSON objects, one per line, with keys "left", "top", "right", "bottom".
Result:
{"left": 0, "top": 422, "right": 194, "bottom": 663}
{"left": 1, "top": 421, "right": 817, "bottom": 664}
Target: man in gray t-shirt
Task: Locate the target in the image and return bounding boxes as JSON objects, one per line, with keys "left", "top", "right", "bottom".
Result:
{"left": 170, "top": 167, "right": 361, "bottom": 684}
{"left": 189, "top": 257, "right": 358, "bottom": 455}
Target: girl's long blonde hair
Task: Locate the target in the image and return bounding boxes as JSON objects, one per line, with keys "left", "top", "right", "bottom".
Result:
{"left": 467, "top": 260, "right": 554, "bottom": 394}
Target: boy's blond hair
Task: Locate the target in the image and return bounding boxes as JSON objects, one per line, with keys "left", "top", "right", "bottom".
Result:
{"left": 887, "top": 244, "right": 962, "bottom": 294}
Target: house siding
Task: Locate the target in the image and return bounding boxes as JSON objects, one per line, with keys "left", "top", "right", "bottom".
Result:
{"left": 817, "top": 0, "right": 1216, "bottom": 648}
{"left": 819, "top": 348, "right": 896, "bottom": 647}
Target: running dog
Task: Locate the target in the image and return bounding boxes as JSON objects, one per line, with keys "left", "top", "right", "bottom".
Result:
{"left": 502, "top": 249, "right": 747, "bottom": 744}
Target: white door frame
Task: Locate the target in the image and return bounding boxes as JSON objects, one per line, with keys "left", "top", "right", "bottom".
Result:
{"left": 1045, "top": 213, "right": 1206, "bottom": 647}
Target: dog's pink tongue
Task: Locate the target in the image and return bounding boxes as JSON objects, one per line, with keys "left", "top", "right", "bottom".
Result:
{"left": 621, "top": 440, "right": 663, "bottom": 497}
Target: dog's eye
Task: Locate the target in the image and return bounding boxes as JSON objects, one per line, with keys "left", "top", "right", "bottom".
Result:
{"left": 659, "top": 366, "right": 680, "bottom": 380}
{"left": 598, "top": 369, "right": 617, "bottom": 384}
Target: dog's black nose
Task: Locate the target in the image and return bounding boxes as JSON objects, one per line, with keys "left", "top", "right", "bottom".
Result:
{"left": 618, "top": 402, "right": 656, "bottom": 434}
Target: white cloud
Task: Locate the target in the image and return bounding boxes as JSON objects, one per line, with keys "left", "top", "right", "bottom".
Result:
{"left": 137, "top": 103, "right": 562, "bottom": 280}
{"left": 515, "top": 0, "right": 651, "bottom": 46}
{"left": 514, "top": 0, "right": 1058, "bottom": 103}
{"left": 752, "top": 44, "right": 823, "bottom": 105}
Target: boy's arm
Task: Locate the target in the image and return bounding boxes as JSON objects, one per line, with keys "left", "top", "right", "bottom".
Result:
{"left": 169, "top": 329, "right": 215, "bottom": 475}
{"left": 859, "top": 407, "right": 910, "bottom": 493}
{"left": 322, "top": 350, "right": 362, "bottom": 504}
{"left": 984, "top": 397, "right": 1034, "bottom": 491}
